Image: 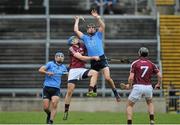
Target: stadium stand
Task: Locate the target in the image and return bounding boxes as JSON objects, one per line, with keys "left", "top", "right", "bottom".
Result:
{"left": 0, "top": 18, "right": 46, "bottom": 39}
{"left": 0, "top": 19, "right": 158, "bottom": 83}
{"left": 105, "top": 41, "right": 158, "bottom": 63}
{"left": 155, "top": 0, "right": 176, "bottom": 15}
{"left": 0, "top": 0, "right": 45, "bottom": 14}
{"left": 160, "top": 15, "right": 180, "bottom": 90}
{"left": 0, "top": 0, "right": 160, "bottom": 98}
{"left": 155, "top": 0, "right": 175, "bottom": 6}
{"left": 0, "top": 17, "right": 156, "bottom": 39}
{"left": 157, "top": 1, "right": 180, "bottom": 111}
{"left": 0, "top": 43, "right": 45, "bottom": 64}
{"left": 0, "top": 0, "right": 155, "bottom": 15}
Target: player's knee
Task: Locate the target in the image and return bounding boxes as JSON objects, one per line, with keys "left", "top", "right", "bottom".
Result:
{"left": 67, "top": 90, "right": 73, "bottom": 96}
{"left": 43, "top": 104, "right": 49, "bottom": 110}
{"left": 89, "top": 70, "right": 98, "bottom": 77}
{"left": 51, "top": 101, "right": 58, "bottom": 108}
{"left": 92, "top": 71, "right": 98, "bottom": 77}
{"left": 146, "top": 98, "right": 153, "bottom": 104}
{"left": 127, "top": 100, "right": 135, "bottom": 107}
{"left": 52, "top": 103, "right": 58, "bottom": 109}
{"left": 67, "top": 85, "right": 74, "bottom": 95}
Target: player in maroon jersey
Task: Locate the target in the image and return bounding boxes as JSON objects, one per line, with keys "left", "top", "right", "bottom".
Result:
{"left": 124, "top": 47, "right": 162, "bottom": 125}
{"left": 63, "top": 36, "right": 99, "bottom": 120}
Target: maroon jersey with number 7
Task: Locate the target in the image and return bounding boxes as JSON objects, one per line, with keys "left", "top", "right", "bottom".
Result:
{"left": 130, "top": 57, "right": 159, "bottom": 85}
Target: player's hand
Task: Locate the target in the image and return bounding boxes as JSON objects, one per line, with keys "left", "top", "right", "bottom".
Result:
{"left": 91, "top": 9, "right": 99, "bottom": 18}
{"left": 46, "top": 72, "right": 54, "bottom": 76}
{"left": 92, "top": 56, "right": 100, "bottom": 61}
{"left": 155, "top": 83, "right": 160, "bottom": 89}
{"left": 74, "top": 16, "right": 80, "bottom": 21}
{"left": 79, "top": 16, "right": 85, "bottom": 22}
{"left": 120, "top": 83, "right": 130, "bottom": 90}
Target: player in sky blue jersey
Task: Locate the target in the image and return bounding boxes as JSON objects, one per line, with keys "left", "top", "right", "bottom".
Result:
{"left": 39, "top": 51, "right": 68, "bottom": 124}
{"left": 74, "top": 9, "right": 120, "bottom": 102}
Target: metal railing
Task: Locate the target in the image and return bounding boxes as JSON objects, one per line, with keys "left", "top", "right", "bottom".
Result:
{"left": 175, "top": 0, "right": 180, "bottom": 14}
{"left": 0, "top": 88, "right": 164, "bottom": 98}
{"left": 165, "top": 89, "right": 180, "bottom": 113}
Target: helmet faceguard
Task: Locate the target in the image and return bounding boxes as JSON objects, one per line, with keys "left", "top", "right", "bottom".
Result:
{"left": 55, "top": 51, "right": 64, "bottom": 63}
{"left": 67, "top": 36, "right": 78, "bottom": 46}
{"left": 86, "top": 23, "right": 96, "bottom": 29}
{"left": 86, "top": 23, "right": 97, "bottom": 36}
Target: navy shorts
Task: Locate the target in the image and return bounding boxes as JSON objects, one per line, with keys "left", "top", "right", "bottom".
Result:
{"left": 42, "top": 86, "right": 60, "bottom": 100}
{"left": 90, "top": 54, "right": 109, "bottom": 71}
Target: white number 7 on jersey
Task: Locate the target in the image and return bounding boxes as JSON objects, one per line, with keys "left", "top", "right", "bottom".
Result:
{"left": 141, "top": 66, "right": 149, "bottom": 77}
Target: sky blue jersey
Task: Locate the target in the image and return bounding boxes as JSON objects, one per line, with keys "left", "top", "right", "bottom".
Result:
{"left": 95, "top": 0, "right": 117, "bottom": 5}
{"left": 81, "top": 31, "right": 104, "bottom": 56}
{"left": 43, "top": 61, "right": 68, "bottom": 89}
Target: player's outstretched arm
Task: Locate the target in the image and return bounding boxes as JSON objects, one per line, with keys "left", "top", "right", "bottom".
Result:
{"left": 74, "top": 16, "right": 84, "bottom": 38}
{"left": 74, "top": 52, "right": 99, "bottom": 61}
{"left": 38, "top": 66, "right": 54, "bottom": 76}
{"left": 91, "top": 9, "right": 105, "bottom": 32}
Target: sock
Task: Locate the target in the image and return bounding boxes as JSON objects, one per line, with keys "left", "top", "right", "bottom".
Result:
{"left": 65, "top": 104, "right": 70, "bottom": 112}
{"left": 150, "top": 114, "right": 154, "bottom": 121}
{"left": 49, "top": 120, "right": 53, "bottom": 124}
{"left": 93, "top": 85, "right": 97, "bottom": 93}
{"left": 46, "top": 111, "right": 51, "bottom": 123}
{"left": 44, "top": 109, "right": 50, "bottom": 115}
{"left": 112, "top": 88, "right": 118, "bottom": 96}
{"left": 47, "top": 112, "right": 50, "bottom": 117}
{"left": 127, "top": 120, "right": 132, "bottom": 124}
{"left": 88, "top": 86, "right": 94, "bottom": 92}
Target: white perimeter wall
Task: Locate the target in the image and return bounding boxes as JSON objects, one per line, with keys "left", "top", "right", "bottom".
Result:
{"left": 0, "top": 97, "right": 166, "bottom": 113}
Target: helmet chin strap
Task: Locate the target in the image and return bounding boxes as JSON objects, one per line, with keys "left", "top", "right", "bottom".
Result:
{"left": 56, "top": 60, "right": 63, "bottom": 64}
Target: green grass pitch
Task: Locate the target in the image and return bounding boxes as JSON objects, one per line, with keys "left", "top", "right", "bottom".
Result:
{"left": 0, "top": 111, "right": 179, "bottom": 124}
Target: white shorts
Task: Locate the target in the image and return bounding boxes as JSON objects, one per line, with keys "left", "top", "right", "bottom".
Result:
{"left": 68, "top": 68, "right": 89, "bottom": 82}
{"left": 128, "top": 84, "right": 153, "bottom": 103}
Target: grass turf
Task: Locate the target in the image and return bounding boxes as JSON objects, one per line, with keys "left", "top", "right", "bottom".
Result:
{"left": 0, "top": 111, "right": 179, "bottom": 124}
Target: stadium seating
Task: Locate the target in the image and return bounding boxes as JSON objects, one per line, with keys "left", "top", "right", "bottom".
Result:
{"left": 0, "top": 17, "right": 158, "bottom": 90}
{"left": 160, "top": 15, "right": 180, "bottom": 90}
{"left": 0, "top": 0, "right": 153, "bottom": 15}
{"left": 155, "top": 0, "right": 175, "bottom": 6}
{"left": 0, "top": 40, "right": 158, "bottom": 89}
{"left": 0, "top": 0, "right": 159, "bottom": 97}
{"left": 155, "top": 0, "right": 176, "bottom": 15}
{"left": 0, "top": 19, "right": 46, "bottom": 39}
{"left": 0, "top": 0, "right": 45, "bottom": 14}
{"left": 105, "top": 41, "right": 158, "bottom": 63}
{"left": 0, "top": 18, "right": 156, "bottom": 39}
{"left": 0, "top": 43, "right": 45, "bottom": 64}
